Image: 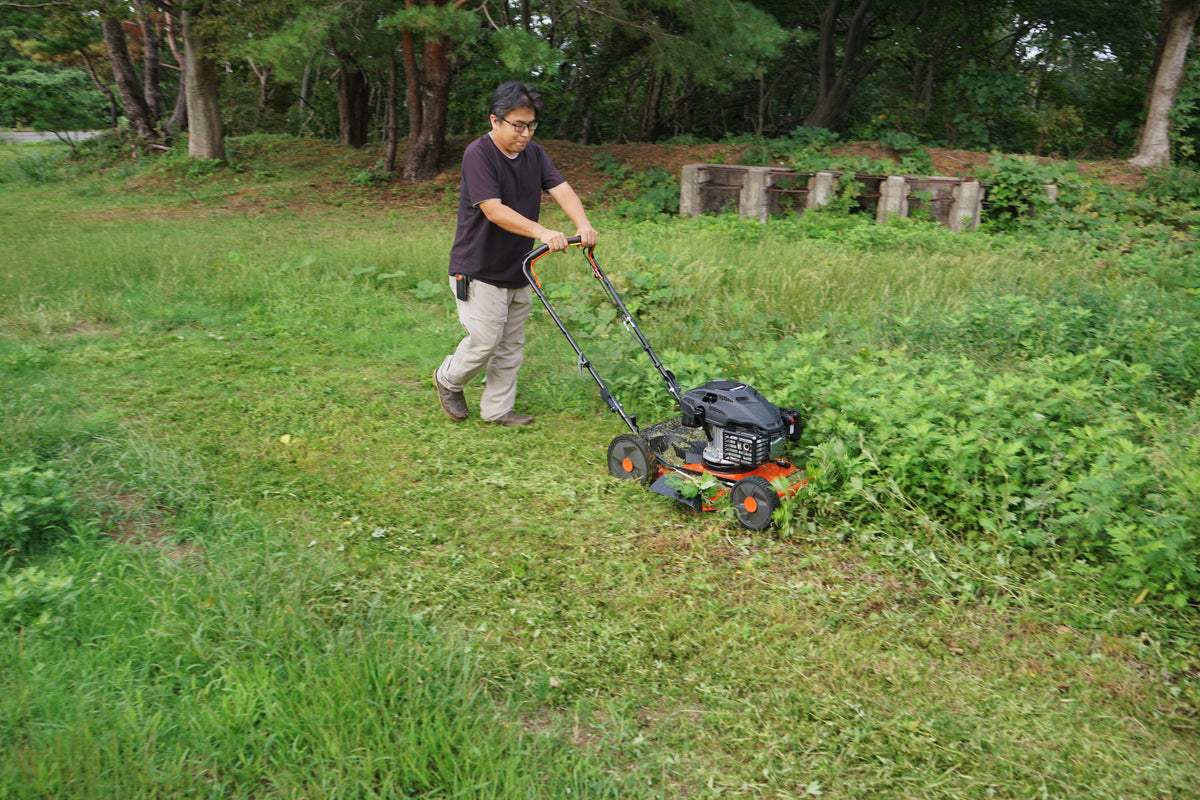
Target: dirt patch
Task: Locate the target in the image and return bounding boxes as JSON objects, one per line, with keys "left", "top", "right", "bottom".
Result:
{"left": 89, "top": 483, "right": 202, "bottom": 564}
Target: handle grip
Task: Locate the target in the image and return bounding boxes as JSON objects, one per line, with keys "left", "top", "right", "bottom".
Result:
{"left": 523, "top": 235, "right": 587, "bottom": 263}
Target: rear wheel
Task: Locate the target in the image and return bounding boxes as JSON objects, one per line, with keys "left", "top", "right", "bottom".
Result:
{"left": 607, "top": 434, "right": 654, "bottom": 486}
{"left": 731, "top": 475, "right": 779, "bottom": 530}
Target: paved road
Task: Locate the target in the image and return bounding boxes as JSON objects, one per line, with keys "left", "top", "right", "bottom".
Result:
{"left": 0, "top": 131, "right": 103, "bottom": 143}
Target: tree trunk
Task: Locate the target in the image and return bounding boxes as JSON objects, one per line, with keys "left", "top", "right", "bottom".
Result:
{"left": 134, "top": 0, "right": 162, "bottom": 122}
{"left": 402, "top": 28, "right": 452, "bottom": 182}
{"left": 802, "top": 0, "right": 927, "bottom": 131}
{"left": 639, "top": 70, "right": 663, "bottom": 140}
{"left": 337, "top": 57, "right": 370, "bottom": 148}
{"left": 168, "top": 73, "right": 188, "bottom": 134}
{"left": 1130, "top": 0, "right": 1200, "bottom": 167}
{"left": 181, "top": 7, "right": 225, "bottom": 161}
{"left": 100, "top": 17, "right": 159, "bottom": 140}
{"left": 384, "top": 48, "right": 399, "bottom": 175}
{"left": 164, "top": 12, "right": 187, "bottom": 134}
{"left": 803, "top": 0, "right": 877, "bottom": 131}
{"left": 247, "top": 59, "right": 272, "bottom": 131}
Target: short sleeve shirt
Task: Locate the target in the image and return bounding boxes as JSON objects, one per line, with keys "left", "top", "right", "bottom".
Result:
{"left": 447, "top": 134, "right": 565, "bottom": 288}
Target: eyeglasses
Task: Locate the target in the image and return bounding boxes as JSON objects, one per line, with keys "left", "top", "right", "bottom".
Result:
{"left": 497, "top": 117, "right": 538, "bottom": 134}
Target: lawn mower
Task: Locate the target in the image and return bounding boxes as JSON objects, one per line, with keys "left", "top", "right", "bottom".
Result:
{"left": 522, "top": 238, "right": 806, "bottom": 530}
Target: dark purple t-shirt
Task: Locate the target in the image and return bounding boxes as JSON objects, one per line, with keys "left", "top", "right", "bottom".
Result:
{"left": 447, "top": 134, "right": 565, "bottom": 288}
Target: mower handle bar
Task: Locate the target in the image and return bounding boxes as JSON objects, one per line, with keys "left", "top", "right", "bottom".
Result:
{"left": 520, "top": 236, "right": 684, "bottom": 436}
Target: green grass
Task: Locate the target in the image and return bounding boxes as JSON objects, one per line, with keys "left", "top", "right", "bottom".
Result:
{"left": 2, "top": 137, "right": 1199, "bottom": 798}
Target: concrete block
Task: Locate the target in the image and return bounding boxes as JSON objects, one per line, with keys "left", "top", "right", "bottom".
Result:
{"left": 877, "top": 175, "right": 908, "bottom": 222}
{"left": 740, "top": 166, "right": 771, "bottom": 223}
{"left": 950, "top": 180, "right": 983, "bottom": 232}
{"left": 809, "top": 171, "right": 838, "bottom": 207}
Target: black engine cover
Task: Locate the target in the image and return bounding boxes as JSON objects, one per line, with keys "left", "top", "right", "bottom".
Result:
{"left": 679, "top": 380, "right": 784, "bottom": 435}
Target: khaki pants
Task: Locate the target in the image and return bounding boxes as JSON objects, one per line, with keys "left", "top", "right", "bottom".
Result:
{"left": 436, "top": 277, "right": 532, "bottom": 422}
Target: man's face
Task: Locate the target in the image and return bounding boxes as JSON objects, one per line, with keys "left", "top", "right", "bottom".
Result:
{"left": 489, "top": 106, "right": 537, "bottom": 157}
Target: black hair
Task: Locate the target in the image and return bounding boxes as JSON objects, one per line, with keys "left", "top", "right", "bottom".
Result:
{"left": 489, "top": 81, "right": 544, "bottom": 119}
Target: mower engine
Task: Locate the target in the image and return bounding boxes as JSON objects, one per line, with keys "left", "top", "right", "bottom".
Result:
{"left": 679, "top": 380, "right": 802, "bottom": 472}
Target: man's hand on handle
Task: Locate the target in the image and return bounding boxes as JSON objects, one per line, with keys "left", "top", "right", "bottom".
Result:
{"left": 538, "top": 224, "right": 597, "bottom": 253}
{"left": 537, "top": 228, "right": 571, "bottom": 253}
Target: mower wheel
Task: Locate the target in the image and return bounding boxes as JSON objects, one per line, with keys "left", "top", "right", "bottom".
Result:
{"left": 731, "top": 475, "right": 779, "bottom": 530}
{"left": 607, "top": 434, "right": 654, "bottom": 486}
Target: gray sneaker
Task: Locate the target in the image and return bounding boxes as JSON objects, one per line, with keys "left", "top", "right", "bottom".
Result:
{"left": 434, "top": 370, "right": 468, "bottom": 421}
{"left": 491, "top": 411, "right": 534, "bottom": 427}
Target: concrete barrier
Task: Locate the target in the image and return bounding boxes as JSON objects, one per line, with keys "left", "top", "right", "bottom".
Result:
{"left": 680, "top": 164, "right": 988, "bottom": 231}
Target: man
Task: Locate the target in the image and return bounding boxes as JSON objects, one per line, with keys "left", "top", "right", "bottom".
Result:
{"left": 434, "top": 82, "right": 599, "bottom": 426}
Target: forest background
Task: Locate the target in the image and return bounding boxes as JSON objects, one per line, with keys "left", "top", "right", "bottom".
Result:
{"left": 2, "top": 0, "right": 1200, "bottom": 178}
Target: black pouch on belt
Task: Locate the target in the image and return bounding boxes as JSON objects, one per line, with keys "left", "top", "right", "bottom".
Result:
{"left": 454, "top": 273, "right": 471, "bottom": 301}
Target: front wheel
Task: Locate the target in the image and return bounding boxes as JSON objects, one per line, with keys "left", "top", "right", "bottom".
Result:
{"left": 731, "top": 475, "right": 779, "bottom": 530}
{"left": 607, "top": 434, "right": 654, "bottom": 486}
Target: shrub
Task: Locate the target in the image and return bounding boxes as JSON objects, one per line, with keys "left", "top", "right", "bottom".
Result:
{"left": 0, "top": 459, "right": 74, "bottom": 557}
{"left": 0, "top": 68, "right": 107, "bottom": 134}
{"left": 769, "top": 344, "right": 1200, "bottom": 606}
{"left": 1141, "top": 165, "right": 1200, "bottom": 208}
{"left": 976, "top": 153, "right": 1061, "bottom": 222}
{"left": 0, "top": 149, "right": 69, "bottom": 185}
{"left": 886, "top": 284, "right": 1200, "bottom": 401}
{"left": 617, "top": 325, "right": 1200, "bottom": 607}
{"left": 738, "top": 127, "right": 840, "bottom": 166}
{"left": 595, "top": 155, "right": 680, "bottom": 220}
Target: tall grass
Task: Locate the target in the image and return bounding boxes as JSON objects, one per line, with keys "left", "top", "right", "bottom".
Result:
{"left": 598, "top": 214, "right": 1089, "bottom": 349}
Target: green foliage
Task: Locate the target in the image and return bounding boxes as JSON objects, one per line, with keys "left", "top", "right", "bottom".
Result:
{"left": 0, "top": 565, "right": 77, "bottom": 630}
{"left": 490, "top": 26, "right": 562, "bottom": 76}
{"left": 739, "top": 126, "right": 840, "bottom": 166}
{"left": 896, "top": 149, "right": 934, "bottom": 176}
{"left": 975, "top": 153, "right": 1060, "bottom": 223}
{"left": 379, "top": 4, "right": 480, "bottom": 40}
{"left": 1142, "top": 165, "right": 1200, "bottom": 208}
{"left": 348, "top": 159, "right": 393, "bottom": 186}
{"left": 732, "top": 339, "right": 1200, "bottom": 606}
{"left": 879, "top": 130, "right": 922, "bottom": 154}
{"left": 979, "top": 167, "right": 1200, "bottom": 292}
{"left": 0, "top": 459, "right": 74, "bottom": 557}
{"left": 595, "top": 154, "right": 680, "bottom": 220}
{"left": 0, "top": 145, "right": 68, "bottom": 184}
{"left": 1169, "top": 52, "right": 1200, "bottom": 165}
{"left": 889, "top": 284, "right": 1200, "bottom": 400}
{"left": 625, "top": 0, "right": 787, "bottom": 87}
{"left": 1032, "top": 105, "right": 1093, "bottom": 158}
{"left": 952, "top": 61, "right": 1031, "bottom": 150}
{"left": 0, "top": 68, "right": 106, "bottom": 133}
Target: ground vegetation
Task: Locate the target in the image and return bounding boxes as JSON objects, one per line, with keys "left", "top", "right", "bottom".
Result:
{"left": 1, "top": 132, "right": 1198, "bottom": 797}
